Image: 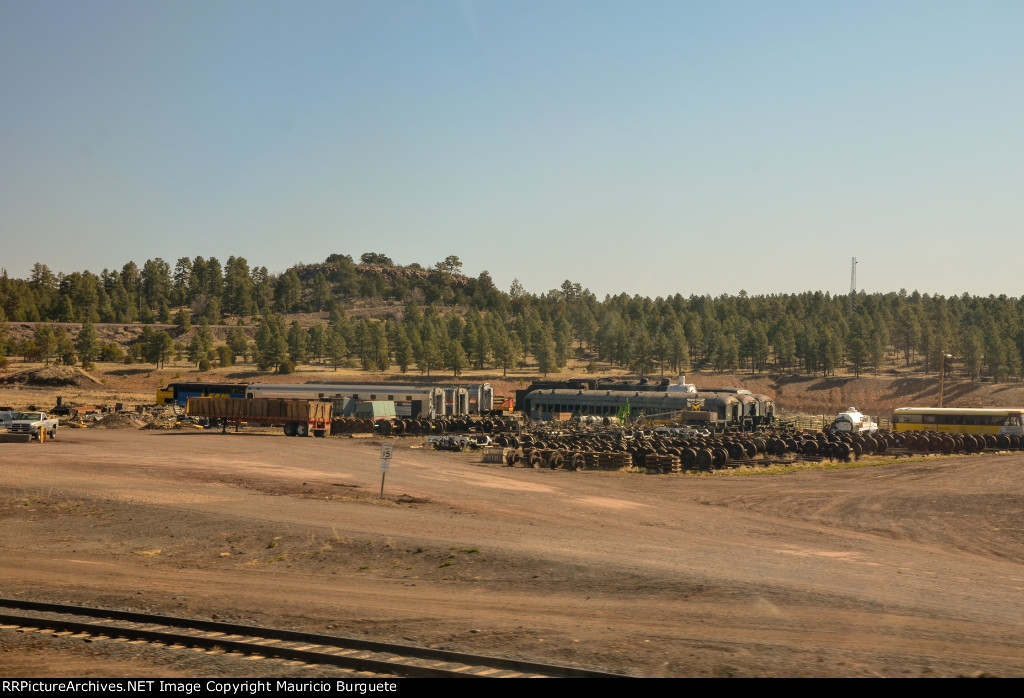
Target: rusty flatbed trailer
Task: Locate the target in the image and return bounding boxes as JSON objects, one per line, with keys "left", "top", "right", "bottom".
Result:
{"left": 186, "top": 397, "right": 333, "bottom": 437}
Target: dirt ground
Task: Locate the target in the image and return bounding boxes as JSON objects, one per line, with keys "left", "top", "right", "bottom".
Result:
{"left": 1, "top": 427, "right": 1023, "bottom": 678}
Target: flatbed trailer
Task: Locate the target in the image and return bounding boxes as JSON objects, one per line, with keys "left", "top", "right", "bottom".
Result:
{"left": 187, "top": 397, "right": 333, "bottom": 437}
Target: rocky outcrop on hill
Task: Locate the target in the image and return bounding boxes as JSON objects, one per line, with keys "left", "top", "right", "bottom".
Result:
{"left": 0, "top": 366, "right": 102, "bottom": 387}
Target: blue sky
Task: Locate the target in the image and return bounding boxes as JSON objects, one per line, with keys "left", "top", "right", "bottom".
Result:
{"left": 2, "top": 1, "right": 1022, "bottom": 299}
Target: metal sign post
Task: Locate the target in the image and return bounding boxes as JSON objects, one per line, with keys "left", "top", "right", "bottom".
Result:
{"left": 379, "top": 442, "right": 393, "bottom": 499}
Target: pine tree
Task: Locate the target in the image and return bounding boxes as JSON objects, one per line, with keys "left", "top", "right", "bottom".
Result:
{"left": 535, "top": 326, "right": 557, "bottom": 377}
{"left": 226, "top": 326, "right": 250, "bottom": 363}
{"left": 394, "top": 325, "right": 413, "bottom": 373}
{"left": 55, "top": 328, "right": 76, "bottom": 365}
{"left": 76, "top": 321, "right": 99, "bottom": 368}
{"left": 445, "top": 336, "right": 468, "bottom": 377}
{"left": 34, "top": 325, "right": 55, "bottom": 365}
{"left": 326, "top": 329, "right": 348, "bottom": 370}
{"left": 287, "top": 321, "right": 308, "bottom": 364}
{"left": 418, "top": 334, "right": 443, "bottom": 376}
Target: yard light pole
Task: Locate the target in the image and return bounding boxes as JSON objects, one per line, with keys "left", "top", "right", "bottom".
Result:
{"left": 939, "top": 353, "right": 952, "bottom": 407}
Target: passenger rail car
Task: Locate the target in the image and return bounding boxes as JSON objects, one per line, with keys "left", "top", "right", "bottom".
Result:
{"left": 455, "top": 383, "right": 494, "bottom": 414}
{"left": 521, "top": 388, "right": 711, "bottom": 424}
{"left": 245, "top": 383, "right": 448, "bottom": 420}
{"left": 298, "top": 382, "right": 473, "bottom": 417}
{"left": 892, "top": 407, "right": 1024, "bottom": 435}
{"left": 518, "top": 379, "right": 774, "bottom": 428}
{"left": 514, "top": 376, "right": 693, "bottom": 409}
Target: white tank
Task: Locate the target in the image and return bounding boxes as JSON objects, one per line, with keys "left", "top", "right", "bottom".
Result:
{"left": 831, "top": 407, "right": 878, "bottom": 434}
{"left": 665, "top": 375, "right": 697, "bottom": 394}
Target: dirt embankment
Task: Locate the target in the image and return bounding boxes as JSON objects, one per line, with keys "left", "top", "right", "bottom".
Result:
{"left": 719, "top": 372, "right": 1024, "bottom": 417}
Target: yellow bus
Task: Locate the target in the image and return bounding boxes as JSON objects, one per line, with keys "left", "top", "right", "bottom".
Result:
{"left": 891, "top": 407, "right": 1024, "bottom": 435}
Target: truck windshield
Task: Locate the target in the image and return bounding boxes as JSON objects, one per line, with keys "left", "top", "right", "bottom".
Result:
{"left": 14, "top": 413, "right": 42, "bottom": 421}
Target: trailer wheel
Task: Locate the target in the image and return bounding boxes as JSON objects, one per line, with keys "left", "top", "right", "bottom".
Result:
{"left": 284, "top": 422, "right": 297, "bottom": 437}
{"left": 296, "top": 423, "right": 309, "bottom": 437}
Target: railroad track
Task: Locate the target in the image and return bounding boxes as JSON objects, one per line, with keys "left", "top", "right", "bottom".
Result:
{"left": 0, "top": 598, "right": 625, "bottom": 678}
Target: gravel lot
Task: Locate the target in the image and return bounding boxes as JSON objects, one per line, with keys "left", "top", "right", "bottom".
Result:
{"left": 1, "top": 428, "right": 1023, "bottom": 677}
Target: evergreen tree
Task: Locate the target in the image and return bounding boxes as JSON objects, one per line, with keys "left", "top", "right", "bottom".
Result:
{"left": 307, "top": 324, "right": 326, "bottom": 363}
{"left": 848, "top": 337, "right": 867, "bottom": 377}
{"left": 217, "top": 344, "right": 234, "bottom": 367}
{"left": 141, "top": 258, "right": 171, "bottom": 310}
{"left": 203, "top": 296, "right": 222, "bottom": 324}
{"left": 287, "top": 321, "right": 308, "bottom": 364}
{"left": 535, "top": 326, "right": 557, "bottom": 377}
{"left": 34, "top": 325, "right": 55, "bottom": 365}
{"left": 868, "top": 333, "right": 885, "bottom": 376}
{"left": 54, "top": 328, "right": 76, "bottom": 365}
{"left": 630, "top": 326, "right": 653, "bottom": 376}
{"left": 554, "top": 316, "right": 573, "bottom": 367}
{"left": 444, "top": 336, "right": 468, "bottom": 377}
{"left": 226, "top": 326, "right": 249, "bottom": 362}
{"left": 223, "top": 256, "right": 255, "bottom": 317}
{"left": 394, "top": 324, "right": 414, "bottom": 373}
{"left": 188, "top": 321, "right": 215, "bottom": 367}
{"left": 145, "top": 330, "right": 174, "bottom": 368}
{"left": 0, "top": 307, "right": 8, "bottom": 360}
{"left": 418, "top": 334, "right": 443, "bottom": 376}
{"left": 370, "top": 321, "right": 390, "bottom": 371}
{"left": 76, "top": 321, "right": 99, "bottom": 368}
{"left": 254, "top": 315, "right": 288, "bottom": 372}
{"left": 962, "top": 327, "right": 983, "bottom": 380}
{"left": 667, "top": 321, "right": 690, "bottom": 374}
{"left": 326, "top": 329, "right": 348, "bottom": 370}
{"left": 311, "top": 272, "right": 332, "bottom": 312}
{"left": 274, "top": 269, "right": 303, "bottom": 312}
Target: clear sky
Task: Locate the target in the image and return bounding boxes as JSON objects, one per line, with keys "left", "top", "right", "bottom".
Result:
{"left": 2, "top": 1, "right": 1022, "bottom": 299}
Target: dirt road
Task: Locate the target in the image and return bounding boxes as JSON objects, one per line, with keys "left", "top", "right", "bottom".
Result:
{"left": 1, "top": 429, "right": 1022, "bottom": 677}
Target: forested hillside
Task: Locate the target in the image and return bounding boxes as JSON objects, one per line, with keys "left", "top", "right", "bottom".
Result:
{"left": 0, "top": 251, "right": 1021, "bottom": 384}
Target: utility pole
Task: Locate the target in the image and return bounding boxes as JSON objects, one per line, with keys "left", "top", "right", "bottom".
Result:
{"left": 850, "top": 257, "right": 858, "bottom": 313}
{"left": 939, "top": 353, "right": 952, "bottom": 407}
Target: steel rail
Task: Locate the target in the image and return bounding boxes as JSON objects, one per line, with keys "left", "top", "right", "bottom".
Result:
{"left": 0, "top": 598, "right": 627, "bottom": 679}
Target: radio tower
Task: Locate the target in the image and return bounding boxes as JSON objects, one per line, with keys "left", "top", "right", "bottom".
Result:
{"left": 849, "top": 257, "right": 857, "bottom": 313}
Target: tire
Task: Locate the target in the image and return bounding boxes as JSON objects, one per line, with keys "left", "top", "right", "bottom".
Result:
{"left": 284, "top": 422, "right": 297, "bottom": 437}
{"left": 49, "top": 428, "right": 57, "bottom": 440}
{"left": 296, "top": 423, "right": 309, "bottom": 437}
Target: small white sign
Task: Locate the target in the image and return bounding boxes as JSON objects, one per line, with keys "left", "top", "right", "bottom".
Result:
{"left": 380, "top": 460, "right": 390, "bottom": 473}
{"left": 381, "top": 443, "right": 394, "bottom": 460}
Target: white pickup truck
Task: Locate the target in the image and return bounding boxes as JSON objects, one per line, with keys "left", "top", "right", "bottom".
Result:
{"left": 7, "top": 411, "right": 59, "bottom": 440}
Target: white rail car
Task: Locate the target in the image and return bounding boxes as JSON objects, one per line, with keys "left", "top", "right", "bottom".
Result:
{"left": 245, "top": 383, "right": 449, "bottom": 420}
